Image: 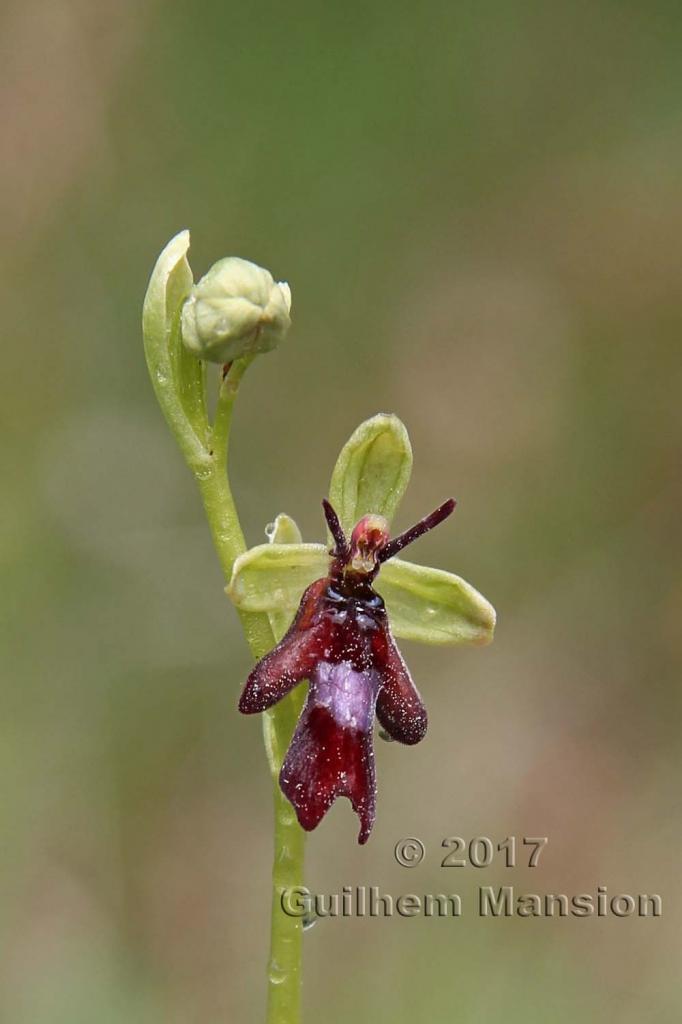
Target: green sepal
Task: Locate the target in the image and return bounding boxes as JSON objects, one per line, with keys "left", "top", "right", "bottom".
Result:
{"left": 328, "top": 414, "right": 412, "bottom": 536}
{"left": 227, "top": 543, "right": 328, "bottom": 614}
{"left": 228, "top": 544, "right": 495, "bottom": 647}
{"left": 142, "top": 230, "right": 209, "bottom": 468}
{"left": 377, "top": 557, "right": 496, "bottom": 645}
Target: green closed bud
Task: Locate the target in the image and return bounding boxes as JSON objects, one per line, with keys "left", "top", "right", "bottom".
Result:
{"left": 181, "top": 257, "right": 292, "bottom": 363}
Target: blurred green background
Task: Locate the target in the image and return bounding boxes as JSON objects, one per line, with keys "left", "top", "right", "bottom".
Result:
{"left": 2, "top": 1, "right": 680, "bottom": 1021}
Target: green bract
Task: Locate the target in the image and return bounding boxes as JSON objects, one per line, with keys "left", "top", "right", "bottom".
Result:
{"left": 227, "top": 414, "right": 496, "bottom": 647}
{"left": 142, "top": 229, "right": 209, "bottom": 470}
{"left": 181, "top": 256, "right": 292, "bottom": 364}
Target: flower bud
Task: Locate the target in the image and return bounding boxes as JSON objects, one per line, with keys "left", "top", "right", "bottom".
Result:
{"left": 181, "top": 256, "right": 291, "bottom": 363}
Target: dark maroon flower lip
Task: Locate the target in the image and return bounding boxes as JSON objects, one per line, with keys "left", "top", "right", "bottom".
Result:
{"left": 238, "top": 497, "right": 454, "bottom": 843}
{"left": 280, "top": 693, "right": 377, "bottom": 845}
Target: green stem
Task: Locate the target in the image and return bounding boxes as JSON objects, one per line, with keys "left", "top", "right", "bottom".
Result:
{"left": 267, "top": 789, "right": 306, "bottom": 1021}
{"left": 196, "top": 359, "right": 305, "bottom": 1024}
{"left": 197, "top": 358, "right": 274, "bottom": 658}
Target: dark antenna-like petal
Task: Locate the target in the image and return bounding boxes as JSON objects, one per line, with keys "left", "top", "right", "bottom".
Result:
{"left": 378, "top": 498, "right": 456, "bottom": 563}
{"left": 322, "top": 498, "right": 350, "bottom": 561}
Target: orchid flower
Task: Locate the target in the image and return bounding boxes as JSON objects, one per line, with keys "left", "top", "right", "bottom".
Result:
{"left": 228, "top": 414, "right": 495, "bottom": 842}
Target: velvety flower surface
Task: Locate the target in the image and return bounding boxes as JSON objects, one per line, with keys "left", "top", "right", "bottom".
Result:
{"left": 229, "top": 415, "right": 496, "bottom": 843}
{"left": 239, "top": 554, "right": 428, "bottom": 843}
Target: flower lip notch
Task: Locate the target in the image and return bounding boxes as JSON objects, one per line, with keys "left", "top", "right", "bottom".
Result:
{"left": 238, "top": 495, "right": 459, "bottom": 843}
